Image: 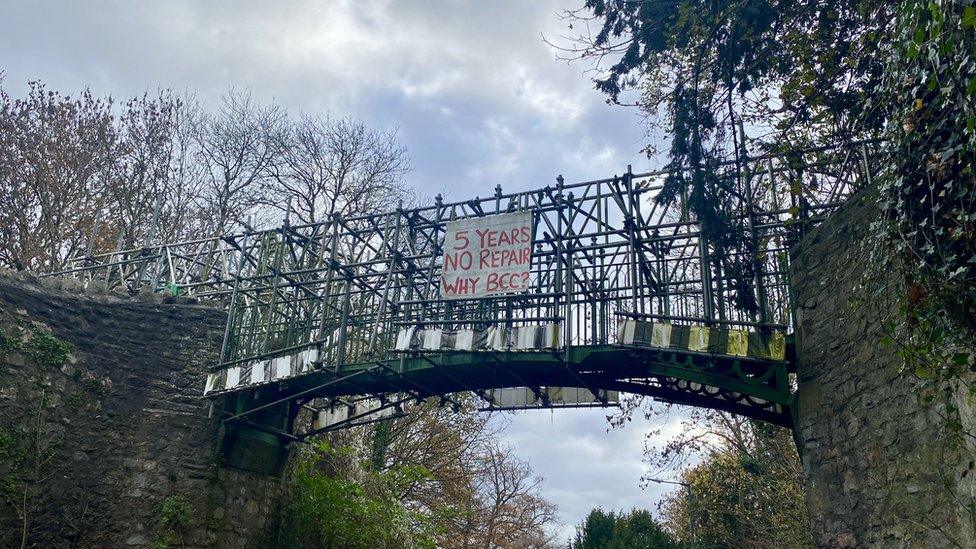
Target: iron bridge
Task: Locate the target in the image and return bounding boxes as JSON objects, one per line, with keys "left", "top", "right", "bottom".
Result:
{"left": 49, "top": 141, "right": 878, "bottom": 467}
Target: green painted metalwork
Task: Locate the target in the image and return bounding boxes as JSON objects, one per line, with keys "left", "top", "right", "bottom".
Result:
{"left": 219, "top": 343, "right": 792, "bottom": 433}
{"left": 46, "top": 140, "right": 881, "bottom": 444}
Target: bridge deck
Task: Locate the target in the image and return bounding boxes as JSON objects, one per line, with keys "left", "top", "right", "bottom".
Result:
{"left": 262, "top": 345, "right": 784, "bottom": 421}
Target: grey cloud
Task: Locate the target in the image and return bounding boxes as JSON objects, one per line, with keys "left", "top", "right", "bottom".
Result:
{"left": 1, "top": 0, "right": 650, "bottom": 194}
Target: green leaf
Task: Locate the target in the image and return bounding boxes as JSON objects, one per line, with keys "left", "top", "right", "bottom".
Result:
{"left": 963, "top": 6, "right": 976, "bottom": 29}
{"left": 914, "top": 27, "right": 926, "bottom": 45}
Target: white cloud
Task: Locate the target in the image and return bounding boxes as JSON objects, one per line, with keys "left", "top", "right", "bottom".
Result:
{"left": 515, "top": 68, "right": 588, "bottom": 128}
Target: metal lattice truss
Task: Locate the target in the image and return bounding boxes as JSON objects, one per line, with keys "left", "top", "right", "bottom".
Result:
{"left": 49, "top": 141, "right": 878, "bottom": 434}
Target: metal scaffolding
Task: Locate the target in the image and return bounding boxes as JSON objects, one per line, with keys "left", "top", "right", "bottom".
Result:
{"left": 48, "top": 140, "right": 879, "bottom": 438}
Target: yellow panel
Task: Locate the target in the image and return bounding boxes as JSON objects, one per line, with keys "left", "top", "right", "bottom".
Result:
{"left": 728, "top": 329, "right": 749, "bottom": 357}
{"left": 768, "top": 332, "right": 786, "bottom": 361}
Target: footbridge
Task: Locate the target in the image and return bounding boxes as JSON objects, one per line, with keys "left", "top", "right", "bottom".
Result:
{"left": 49, "top": 141, "right": 878, "bottom": 462}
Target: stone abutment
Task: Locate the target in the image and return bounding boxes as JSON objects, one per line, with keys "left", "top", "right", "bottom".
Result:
{"left": 0, "top": 272, "right": 281, "bottom": 548}
{"left": 792, "top": 193, "right": 976, "bottom": 547}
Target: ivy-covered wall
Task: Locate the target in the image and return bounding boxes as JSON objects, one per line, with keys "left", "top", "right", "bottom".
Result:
{"left": 792, "top": 193, "right": 976, "bottom": 548}
{"left": 0, "top": 271, "right": 283, "bottom": 548}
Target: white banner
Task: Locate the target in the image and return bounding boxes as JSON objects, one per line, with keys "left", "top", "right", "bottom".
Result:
{"left": 441, "top": 211, "right": 533, "bottom": 299}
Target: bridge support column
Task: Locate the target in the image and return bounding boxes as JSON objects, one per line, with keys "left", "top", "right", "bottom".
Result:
{"left": 791, "top": 194, "right": 976, "bottom": 548}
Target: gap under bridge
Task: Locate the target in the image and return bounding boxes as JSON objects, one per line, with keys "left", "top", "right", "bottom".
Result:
{"left": 50, "top": 141, "right": 879, "bottom": 469}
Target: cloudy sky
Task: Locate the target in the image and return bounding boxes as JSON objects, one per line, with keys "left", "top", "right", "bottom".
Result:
{"left": 0, "top": 0, "right": 682, "bottom": 539}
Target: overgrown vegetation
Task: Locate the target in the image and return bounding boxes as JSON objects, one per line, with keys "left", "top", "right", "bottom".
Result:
{"left": 1, "top": 391, "right": 60, "bottom": 549}
{"left": 867, "top": 0, "right": 976, "bottom": 386}
{"left": 556, "top": 0, "right": 894, "bottom": 314}
{"left": 565, "top": 0, "right": 975, "bottom": 541}
{"left": 1, "top": 328, "right": 67, "bottom": 548}
{"left": 563, "top": 0, "right": 974, "bottom": 360}
{"left": 279, "top": 400, "right": 557, "bottom": 548}
{"left": 631, "top": 410, "right": 810, "bottom": 548}
{"left": 279, "top": 441, "right": 437, "bottom": 549}
{"left": 0, "top": 323, "right": 101, "bottom": 547}
{"left": 665, "top": 426, "right": 808, "bottom": 547}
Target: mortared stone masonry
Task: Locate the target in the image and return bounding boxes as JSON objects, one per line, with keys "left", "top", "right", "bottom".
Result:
{"left": 792, "top": 192, "right": 976, "bottom": 548}
{"left": 0, "top": 271, "right": 282, "bottom": 548}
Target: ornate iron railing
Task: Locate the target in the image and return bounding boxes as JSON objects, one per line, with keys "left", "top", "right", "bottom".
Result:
{"left": 49, "top": 140, "right": 879, "bottom": 374}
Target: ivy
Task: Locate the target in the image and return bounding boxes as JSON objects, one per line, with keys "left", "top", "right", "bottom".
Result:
{"left": 0, "top": 390, "right": 59, "bottom": 549}
{"left": 867, "top": 0, "right": 976, "bottom": 386}
{"left": 0, "top": 429, "right": 12, "bottom": 461}
{"left": 158, "top": 495, "right": 191, "bottom": 529}
{"left": 23, "top": 331, "right": 72, "bottom": 368}
{"left": 154, "top": 495, "right": 192, "bottom": 548}
{"left": 573, "top": 0, "right": 975, "bottom": 382}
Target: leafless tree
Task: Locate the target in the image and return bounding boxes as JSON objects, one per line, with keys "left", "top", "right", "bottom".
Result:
{"left": 265, "top": 114, "right": 409, "bottom": 224}
{"left": 192, "top": 89, "right": 286, "bottom": 234}
{"left": 162, "top": 95, "right": 210, "bottom": 243}
{"left": 105, "top": 91, "right": 185, "bottom": 250}
{"left": 466, "top": 441, "right": 557, "bottom": 549}
{"left": 0, "top": 80, "right": 416, "bottom": 272}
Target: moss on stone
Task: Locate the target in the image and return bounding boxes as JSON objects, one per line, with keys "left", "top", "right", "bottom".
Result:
{"left": 0, "top": 328, "right": 72, "bottom": 369}
{"left": 0, "top": 429, "right": 12, "bottom": 461}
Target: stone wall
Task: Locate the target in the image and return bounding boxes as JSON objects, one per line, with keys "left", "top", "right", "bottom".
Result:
{"left": 0, "top": 272, "right": 283, "bottom": 548}
{"left": 792, "top": 193, "right": 976, "bottom": 547}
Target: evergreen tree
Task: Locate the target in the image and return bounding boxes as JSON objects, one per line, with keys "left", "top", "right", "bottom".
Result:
{"left": 572, "top": 508, "right": 677, "bottom": 549}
